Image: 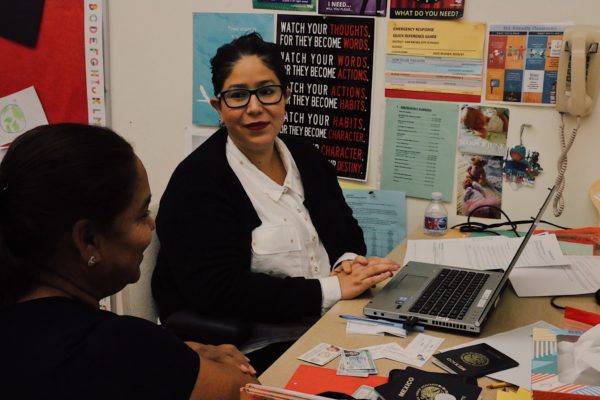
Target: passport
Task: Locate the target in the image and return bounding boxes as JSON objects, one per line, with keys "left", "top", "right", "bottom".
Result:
{"left": 375, "top": 367, "right": 481, "bottom": 400}
{"left": 432, "top": 342, "right": 519, "bottom": 378}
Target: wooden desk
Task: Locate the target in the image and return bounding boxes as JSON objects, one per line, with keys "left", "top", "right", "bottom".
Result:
{"left": 260, "top": 230, "right": 600, "bottom": 399}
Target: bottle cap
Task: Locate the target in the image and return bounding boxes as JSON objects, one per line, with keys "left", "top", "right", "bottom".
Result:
{"left": 431, "top": 192, "right": 443, "bottom": 200}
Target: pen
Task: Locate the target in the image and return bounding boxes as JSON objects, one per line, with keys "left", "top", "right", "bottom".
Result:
{"left": 339, "top": 314, "right": 425, "bottom": 331}
{"left": 486, "top": 382, "right": 515, "bottom": 389}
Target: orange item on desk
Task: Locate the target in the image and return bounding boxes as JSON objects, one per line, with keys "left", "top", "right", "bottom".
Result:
{"left": 534, "top": 227, "right": 600, "bottom": 255}
{"left": 565, "top": 306, "right": 600, "bottom": 326}
{"left": 284, "top": 365, "right": 387, "bottom": 395}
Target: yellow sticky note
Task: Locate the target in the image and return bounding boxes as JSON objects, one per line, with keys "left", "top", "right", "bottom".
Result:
{"left": 515, "top": 388, "right": 532, "bottom": 400}
{"left": 496, "top": 387, "right": 532, "bottom": 400}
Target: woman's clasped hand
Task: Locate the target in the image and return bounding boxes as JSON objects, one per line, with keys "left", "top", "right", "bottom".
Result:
{"left": 331, "top": 256, "right": 400, "bottom": 298}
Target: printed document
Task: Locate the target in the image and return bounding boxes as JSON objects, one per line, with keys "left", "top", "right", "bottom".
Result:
{"left": 510, "top": 255, "right": 600, "bottom": 296}
{"left": 403, "top": 234, "right": 567, "bottom": 270}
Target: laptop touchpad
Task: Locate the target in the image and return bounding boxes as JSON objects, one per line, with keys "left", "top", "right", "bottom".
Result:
{"left": 391, "top": 274, "right": 429, "bottom": 293}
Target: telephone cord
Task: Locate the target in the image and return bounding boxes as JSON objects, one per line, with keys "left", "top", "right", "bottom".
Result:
{"left": 553, "top": 113, "right": 581, "bottom": 217}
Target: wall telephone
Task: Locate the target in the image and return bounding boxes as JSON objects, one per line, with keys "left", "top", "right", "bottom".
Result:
{"left": 553, "top": 26, "right": 600, "bottom": 216}
{"left": 556, "top": 26, "right": 600, "bottom": 117}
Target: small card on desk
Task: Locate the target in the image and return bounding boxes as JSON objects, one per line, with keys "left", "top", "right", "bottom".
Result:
{"left": 297, "top": 343, "right": 342, "bottom": 366}
{"left": 432, "top": 342, "right": 519, "bottom": 378}
{"left": 375, "top": 367, "right": 481, "bottom": 400}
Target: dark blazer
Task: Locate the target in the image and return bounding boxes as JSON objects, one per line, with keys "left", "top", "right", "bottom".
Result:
{"left": 151, "top": 128, "right": 366, "bottom": 323}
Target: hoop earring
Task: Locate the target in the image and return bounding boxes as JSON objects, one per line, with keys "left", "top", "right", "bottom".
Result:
{"left": 87, "top": 256, "right": 97, "bottom": 267}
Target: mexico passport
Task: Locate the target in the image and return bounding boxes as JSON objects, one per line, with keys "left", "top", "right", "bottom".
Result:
{"left": 375, "top": 367, "right": 481, "bottom": 400}
{"left": 432, "top": 342, "right": 519, "bottom": 378}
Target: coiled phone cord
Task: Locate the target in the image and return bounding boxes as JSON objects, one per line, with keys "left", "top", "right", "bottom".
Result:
{"left": 553, "top": 113, "right": 581, "bottom": 217}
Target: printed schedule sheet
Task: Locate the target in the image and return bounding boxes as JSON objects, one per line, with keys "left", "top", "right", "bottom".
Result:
{"left": 382, "top": 99, "right": 458, "bottom": 201}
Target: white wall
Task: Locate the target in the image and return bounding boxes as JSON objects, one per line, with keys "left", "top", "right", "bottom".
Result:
{"left": 107, "top": 0, "right": 600, "bottom": 236}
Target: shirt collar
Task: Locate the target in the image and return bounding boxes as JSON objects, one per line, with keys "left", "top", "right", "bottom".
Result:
{"left": 226, "top": 136, "right": 304, "bottom": 202}
{"left": 275, "top": 138, "right": 304, "bottom": 199}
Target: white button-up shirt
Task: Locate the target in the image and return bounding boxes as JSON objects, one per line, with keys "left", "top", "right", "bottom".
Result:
{"left": 227, "top": 136, "right": 355, "bottom": 311}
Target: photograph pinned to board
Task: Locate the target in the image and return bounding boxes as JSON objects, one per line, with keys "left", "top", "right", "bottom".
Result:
{"left": 458, "top": 104, "right": 509, "bottom": 156}
{"left": 319, "top": 0, "right": 388, "bottom": 17}
{"left": 389, "top": 0, "right": 464, "bottom": 19}
{"left": 502, "top": 124, "right": 544, "bottom": 189}
{"left": 253, "top": 0, "right": 316, "bottom": 12}
{"left": 456, "top": 153, "right": 503, "bottom": 219}
{"left": 192, "top": 13, "right": 274, "bottom": 126}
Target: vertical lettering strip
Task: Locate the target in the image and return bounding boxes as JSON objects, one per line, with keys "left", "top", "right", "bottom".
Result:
{"left": 84, "top": 0, "right": 106, "bottom": 126}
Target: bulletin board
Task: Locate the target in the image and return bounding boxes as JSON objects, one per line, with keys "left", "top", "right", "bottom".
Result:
{"left": 0, "top": 0, "right": 88, "bottom": 124}
{"left": 107, "top": 1, "right": 600, "bottom": 236}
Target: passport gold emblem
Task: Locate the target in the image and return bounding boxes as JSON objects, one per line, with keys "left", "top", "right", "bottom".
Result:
{"left": 416, "top": 383, "right": 447, "bottom": 400}
{"left": 460, "top": 351, "right": 490, "bottom": 366}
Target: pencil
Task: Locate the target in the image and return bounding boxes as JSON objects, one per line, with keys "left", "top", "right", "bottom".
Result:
{"left": 486, "top": 382, "right": 515, "bottom": 389}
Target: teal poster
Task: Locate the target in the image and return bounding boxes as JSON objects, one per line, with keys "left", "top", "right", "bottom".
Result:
{"left": 192, "top": 13, "right": 274, "bottom": 126}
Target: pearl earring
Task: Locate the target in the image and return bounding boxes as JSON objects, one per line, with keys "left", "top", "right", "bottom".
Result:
{"left": 87, "top": 256, "right": 97, "bottom": 267}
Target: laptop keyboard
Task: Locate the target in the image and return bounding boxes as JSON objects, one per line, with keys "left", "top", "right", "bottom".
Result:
{"left": 408, "top": 268, "right": 489, "bottom": 320}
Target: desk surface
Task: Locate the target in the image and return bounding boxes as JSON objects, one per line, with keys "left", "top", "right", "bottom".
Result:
{"left": 259, "top": 230, "right": 600, "bottom": 400}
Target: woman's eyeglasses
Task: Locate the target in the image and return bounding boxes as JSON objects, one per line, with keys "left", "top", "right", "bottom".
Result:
{"left": 217, "top": 84, "right": 284, "bottom": 108}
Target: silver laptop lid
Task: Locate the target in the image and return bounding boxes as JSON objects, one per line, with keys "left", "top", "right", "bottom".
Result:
{"left": 472, "top": 185, "right": 557, "bottom": 328}
{"left": 497, "top": 185, "right": 557, "bottom": 286}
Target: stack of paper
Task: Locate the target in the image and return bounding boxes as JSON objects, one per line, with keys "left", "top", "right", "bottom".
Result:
{"left": 404, "top": 235, "right": 600, "bottom": 297}
{"left": 404, "top": 235, "right": 567, "bottom": 270}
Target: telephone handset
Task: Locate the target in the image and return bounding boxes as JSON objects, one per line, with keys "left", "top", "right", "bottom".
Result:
{"left": 556, "top": 26, "right": 600, "bottom": 117}
{"left": 553, "top": 26, "right": 600, "bottom": 216}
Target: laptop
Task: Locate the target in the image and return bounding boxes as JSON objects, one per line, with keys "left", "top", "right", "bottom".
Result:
{"left": 364, "top": 186, "right": 557, "bottom": 334}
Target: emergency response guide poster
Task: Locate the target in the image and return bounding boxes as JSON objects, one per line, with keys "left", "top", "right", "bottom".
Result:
{"left": 277, "top": 15, "right": 374, "bottom": 180}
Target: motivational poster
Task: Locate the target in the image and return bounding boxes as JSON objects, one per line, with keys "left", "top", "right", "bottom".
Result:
{"left": 277, "top": 14, "right": 374, "bottom": 180}
{"left": 319, "top": 0, "right": 388, "bottom": 17}
{"left": 390, "top": 0, "right": 465, "bottom": 19}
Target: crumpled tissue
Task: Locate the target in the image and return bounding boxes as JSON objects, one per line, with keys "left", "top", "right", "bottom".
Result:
{"left": 557, "top": 324, "right": 600, "bottom": 385}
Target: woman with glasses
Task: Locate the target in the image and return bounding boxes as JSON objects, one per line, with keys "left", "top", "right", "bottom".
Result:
{"left": 152, "top": 32, "right": 399, "bottom": 372}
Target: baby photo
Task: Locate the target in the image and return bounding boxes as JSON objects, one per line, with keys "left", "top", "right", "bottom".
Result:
{"left": 458, "top": 105, "right": 509, "bottom": 157}
{"left": 456, "top": 153, "right": 504, "bottom": 219}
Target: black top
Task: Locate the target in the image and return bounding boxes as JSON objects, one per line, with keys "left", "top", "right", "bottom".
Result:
{"left": 152, "top": 129, "right": 366, "bottom": 322}
{"left": 0, "top": 297, "right": 199, "bottom": 400}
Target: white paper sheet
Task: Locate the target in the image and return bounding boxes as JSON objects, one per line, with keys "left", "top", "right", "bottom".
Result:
{"left": 383, "top": 333, "right": 444, "bottom": 367}
{"left": 510, "top": 255, "right": 600, "bottom": 297}
{"left": 404, "top": 234, "right": 567, "bottom": 270}
{"left": 0, "top": 86, "right": 48, "bottom": 146}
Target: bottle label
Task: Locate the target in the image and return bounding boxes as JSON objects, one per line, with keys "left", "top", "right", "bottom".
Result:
{"left": 424, "top": 216, "right": 447, "bottom": 231}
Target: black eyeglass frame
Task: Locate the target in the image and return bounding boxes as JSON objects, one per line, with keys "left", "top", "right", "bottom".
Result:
{"left": 217, "top": 84, "right": 285, "bottom": 109}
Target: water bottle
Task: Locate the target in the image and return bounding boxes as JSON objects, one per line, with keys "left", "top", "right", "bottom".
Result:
{"left": 424, "top": 192, "right": 448, "bottom": 236}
